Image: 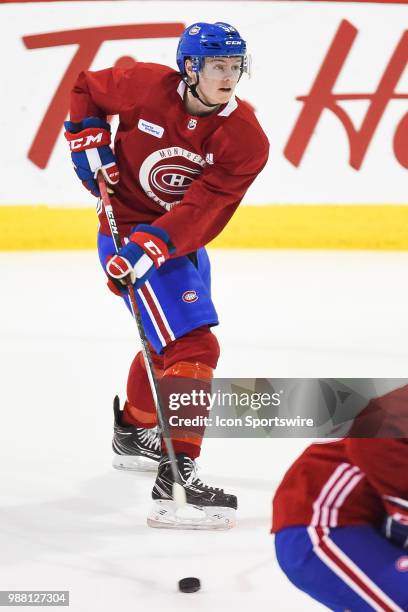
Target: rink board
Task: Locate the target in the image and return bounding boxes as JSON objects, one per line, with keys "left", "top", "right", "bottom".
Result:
{"left": 2, "top": 1, "right": 408, "bottom": 249}
{"left": 2, "top": 204, "right": 408, "bottom": 250}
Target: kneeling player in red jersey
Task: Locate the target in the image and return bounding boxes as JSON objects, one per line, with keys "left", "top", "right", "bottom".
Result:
{"left": 64, "top": 22, "right": 269, "bottom": 529}
{"left": 272, "top": 385, "right": 408, "bottom": 610}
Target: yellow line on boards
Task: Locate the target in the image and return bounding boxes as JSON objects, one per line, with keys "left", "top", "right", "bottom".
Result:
{"left": 1, "top": 204, "right": 408, "bottom": 250}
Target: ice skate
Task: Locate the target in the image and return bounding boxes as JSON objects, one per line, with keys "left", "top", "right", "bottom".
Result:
{"left": 112, "top": 396, "right": 161, "bottom": 472}
{"left": 147, "top": 453, "right": 237, "bottom": 530}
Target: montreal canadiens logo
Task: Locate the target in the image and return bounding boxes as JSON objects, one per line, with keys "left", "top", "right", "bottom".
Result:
{"left": 396, "top": 556, "right": 408, "bottom": 572}
{"left": 139, "top": 147, "right": 205, "bottom": 211}
{"left": 150, "top": 164, "right": 199, "bottom": 195}
{"left": 182, "top": 290, "right": 198, "bottom": 303}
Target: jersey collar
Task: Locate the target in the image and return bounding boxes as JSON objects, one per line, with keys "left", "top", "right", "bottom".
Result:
{"left": 177, "top": 80, "right": 238, "bottom": 117}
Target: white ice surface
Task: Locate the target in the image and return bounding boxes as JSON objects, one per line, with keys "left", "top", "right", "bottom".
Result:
{"left": 2, "top": 249, "right": 408, "bottom": 612}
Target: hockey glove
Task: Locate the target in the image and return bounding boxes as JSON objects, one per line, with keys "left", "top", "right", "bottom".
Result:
{"left": 106, "top": 224, "right": 175, "bottom": 289}
{"left": 382, "top": 496, "right": 408, "bottom": 549}
{"left": 64, "top": 117, "right": 119, "bottom": 197}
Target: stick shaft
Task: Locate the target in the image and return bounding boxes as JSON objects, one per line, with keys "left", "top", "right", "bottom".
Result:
{"left": 97, "top": 176, "right": 184, "bottom": 496}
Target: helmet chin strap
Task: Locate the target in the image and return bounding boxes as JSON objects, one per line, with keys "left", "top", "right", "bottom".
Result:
{"left": 183, "top": 75, "right": 220, "bottom": 109}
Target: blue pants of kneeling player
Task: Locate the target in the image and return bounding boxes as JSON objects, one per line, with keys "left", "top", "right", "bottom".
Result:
{"left": 98, "top": 232, "right": 219, "bottom": 354}
{"left": 275, "top": 525, "right": 408, "bottom": 611}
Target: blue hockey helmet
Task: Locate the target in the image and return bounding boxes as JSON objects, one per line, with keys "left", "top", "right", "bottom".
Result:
{"left": 176, "top": 22, "right": 250, "bottom": 77}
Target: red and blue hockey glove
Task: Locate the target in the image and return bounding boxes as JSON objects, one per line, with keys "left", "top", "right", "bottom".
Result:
{"left": 106, "top": 224, "right": 175, "bottom": 289}
{"left": 382, "top": 496, "right": 408, "bottom": 548}
{"left": 64, "top": 117, "right": 119, "bottom": 197}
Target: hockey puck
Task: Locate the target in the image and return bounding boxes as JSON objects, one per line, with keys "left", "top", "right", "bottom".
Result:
{"left": 178, "top": 577, "right": 201, "bottom": 593}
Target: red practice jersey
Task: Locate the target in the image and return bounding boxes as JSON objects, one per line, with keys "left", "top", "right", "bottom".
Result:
{"left": 272, "top": 385, "right": 408, "bottom": 533}
{"left": 70, "top": 63, "right": 269, "bottom": 255}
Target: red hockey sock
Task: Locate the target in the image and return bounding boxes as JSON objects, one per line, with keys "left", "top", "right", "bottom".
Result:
{"left": 123, "top": 348, "right": 163, "bottom": 428}
{"left": 160, "top": 326, "right": 220, "bottom": 459}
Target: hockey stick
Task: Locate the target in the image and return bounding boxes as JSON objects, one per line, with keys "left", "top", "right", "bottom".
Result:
{"left": 97, "top": 174, "right": 186, "bottom": 507}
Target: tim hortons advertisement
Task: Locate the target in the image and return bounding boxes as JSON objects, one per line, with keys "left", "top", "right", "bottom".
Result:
{"left": 2, "top": 1, "right": 408, "bottom": 206}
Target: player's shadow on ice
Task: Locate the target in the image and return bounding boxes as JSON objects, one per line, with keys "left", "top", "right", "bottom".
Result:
{"left": 0, "top": 469, "right": 274, "bottom": 574}
{"left": 0, "top": 470, "right": 156, "bottom": 566}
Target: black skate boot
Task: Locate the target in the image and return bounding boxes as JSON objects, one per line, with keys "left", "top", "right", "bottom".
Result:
{"left": 112, "top": 396, "right": 161, "bottom": 472}
{"left": 147, "top": 453, "right": 237, "bottom": 530}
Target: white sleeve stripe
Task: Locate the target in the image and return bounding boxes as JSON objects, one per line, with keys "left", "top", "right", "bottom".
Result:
{"left": 311, "top": 463, "right": 350, "bottom": 526}
{"left": 383, "top": 495, "right": 408, "bottom": 509}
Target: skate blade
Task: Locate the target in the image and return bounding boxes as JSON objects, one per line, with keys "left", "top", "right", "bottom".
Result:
{"left": 112, "top": 453, "right": 158, "bottom": 473}
{"left": 147, "top": 500, "right": 236, "bottom": 530}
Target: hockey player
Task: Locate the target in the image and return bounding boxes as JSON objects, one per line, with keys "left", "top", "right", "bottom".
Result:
{"left": 64, "top": 22, "right": 269, "bottom": 529}
{"left": 272, "top": 385, "right": 408, "bottom": 611}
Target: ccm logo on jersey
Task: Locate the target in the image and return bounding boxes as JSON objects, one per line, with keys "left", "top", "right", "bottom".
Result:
{"left": 138, "top": 119, "right": 164, "bottom": 139}
{"left": 182, "top": 290, "right": 199, "bottom": 303}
